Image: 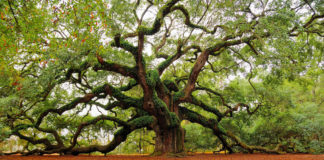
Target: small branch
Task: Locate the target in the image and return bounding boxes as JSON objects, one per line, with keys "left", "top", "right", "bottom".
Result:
{"left": 139, "top": 2, "right": 153, "bottom": 25}
{"left": 195, "top": 87, "right": 232, "bottom": 109}
{"left": 170, "top": 5, "right": 226, "bottom": 34}
{"left": 157, "top": 44, "right": 201, "bottom": 75}
{"left": 224, "top": 103, "right": 261, "bottom": 116}
{"left": 7, "top": 0, "right": 20, "bottom": 30}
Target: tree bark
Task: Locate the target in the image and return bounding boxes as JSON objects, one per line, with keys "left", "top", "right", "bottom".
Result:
{"left": 153, "top": 125, "right": 185, "bottom": 156}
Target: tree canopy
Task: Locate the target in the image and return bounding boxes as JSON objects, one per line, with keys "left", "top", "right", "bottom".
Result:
{"left": 0, "top": 0, "right": 323, "bottom": 156}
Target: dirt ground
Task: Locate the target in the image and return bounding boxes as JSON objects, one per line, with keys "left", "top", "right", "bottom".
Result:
{"left": 1, "top": 154, "right": 324, "bottom": 160}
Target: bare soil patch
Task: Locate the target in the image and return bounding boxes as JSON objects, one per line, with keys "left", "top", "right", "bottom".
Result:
{"left": 1, "top": 154, "right": 324, "bottom": 160}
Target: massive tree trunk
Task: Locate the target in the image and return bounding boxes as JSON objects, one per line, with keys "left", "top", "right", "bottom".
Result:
{"left": 153, "top": 125, "right": 185, "bottom": 155}
{"left": 151, "top": 84, "right": 186, "bottom": 156}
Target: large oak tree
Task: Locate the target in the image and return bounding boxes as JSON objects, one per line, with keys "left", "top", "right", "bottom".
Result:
{"left": 0, "top": 0, "right": 323, "bottom": 156}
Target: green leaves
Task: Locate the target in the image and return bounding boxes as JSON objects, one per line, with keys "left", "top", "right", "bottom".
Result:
{"left": 183, "top": 123, "right": 218, "bottom": 151}
{"left": 0, "top": 0, "right": 323, "bottom": 155}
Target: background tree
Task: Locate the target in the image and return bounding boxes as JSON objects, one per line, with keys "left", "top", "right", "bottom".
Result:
{"left": 0, "top": 0, "right": 323, "bottom": 156}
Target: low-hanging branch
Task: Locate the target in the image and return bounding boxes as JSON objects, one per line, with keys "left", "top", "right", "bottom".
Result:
{"left": 8, "top": 119, "right": 63, "bottom": 148}
{"left": 77, "top": 116, "right": 154, "bottom": 153}
{"left": 11, "top": 113, "right": 155, "bottom": 155}
{"left": 11, "top": 128, "right": 60, "bottom": 151}
{"left": 64, "top": 115, "right": 129, "bottom": 151}
{"left": 35, "top": 83, "right": 141, "bottom": 127}
{"left": 179, "top": 107, "right": 281, "bottom": 154}
{"left": 35, "top": 94, "right": 96, "bottom": 127}
{"left": 24, "top": 116, "right": 155, "bottom": 155}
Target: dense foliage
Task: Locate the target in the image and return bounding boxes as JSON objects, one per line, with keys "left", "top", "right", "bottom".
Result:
{"left": 0, "top": 0, "right": 323, "bottom": 156}
{"left": 219, "top": 76, "right": 324, "bottom": 154}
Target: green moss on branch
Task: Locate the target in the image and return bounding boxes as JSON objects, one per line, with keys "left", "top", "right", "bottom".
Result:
{"left": 119, "top": 79, "right": 138, "bottom": 91}
{"left": 152, "top": 92, "right": 168, "bottom": 111}
{"left": 191, "top": 96, "right": 223, "bottom": 120}
{"left": 146, "top": 69, "right": 160, "bottom": 88}
{"left": 92, "top": 85, "right": 106, "bottom": 95}
{"left": 173, "top": 90, "right": 184, "bottom": 102}
{"left": 163, "top": 80, "right": 179, "bottom": 92}
{"left": 157, "top": 55, "right": 173, "bottom": 71}
{"left": 137, "top": 0, "right": 180, "bottom": 35}
{"left": 129, "top": 116, "right": 154, "bottom": 128}
{"left": 111, "top": 39, "right": 138, "bottom": 56}
{"left": 107, "top": 84, "right": 141, "bottom": 108}
{"left": 179, "top": 107, "right": 216, "bottom": 129}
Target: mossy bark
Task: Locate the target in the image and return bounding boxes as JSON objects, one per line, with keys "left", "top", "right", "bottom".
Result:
{"left": 152, "top": 125, "right": 185, "bottom": 156}
{"left": 149, "top": 82, "right": 185, "bottom": 156}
